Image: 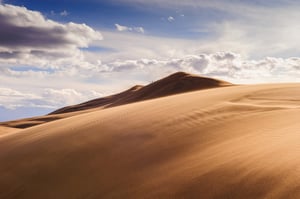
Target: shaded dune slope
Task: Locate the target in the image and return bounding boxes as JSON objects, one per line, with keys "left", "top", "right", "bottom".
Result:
{"left": 50, "top": 72, "right": 231, "bottom": 114}
{"left": 0, "top": 83, "right": 299, "bottom": 198}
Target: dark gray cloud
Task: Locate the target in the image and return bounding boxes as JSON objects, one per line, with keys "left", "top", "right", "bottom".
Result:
{"left": 0, "top": 4, "right": 102, "bottom": 60}
{"left": 0, "top": 18, "right": 71, "bottom": 48}
{"left": 0, "top": 51, "right": 23, "bottom": 59}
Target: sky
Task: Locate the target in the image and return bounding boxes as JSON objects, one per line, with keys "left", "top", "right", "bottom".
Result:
{"left": 1, "top": 0, "right": 300, "bottom": 121}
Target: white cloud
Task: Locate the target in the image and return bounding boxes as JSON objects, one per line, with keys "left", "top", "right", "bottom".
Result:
{"left": 167, "top": 16, "right": 175, "bottom": 22}
{"left": 99, "top": 52, "right": 300, "bottom": 83}
{"left": 115, "top": 23, "right": 129, "bottom": 32}
{"left": 115, "top": 23, "right": 144, "bottom": 33}
{"left": 0, "top": 87, "right": 103, "bottom": 110}
{"left": 42, "top": 88, "right": 103, "bottom": 107}
{"left": 0, "top": 88, "right": 42, "bottom": 110}
{"left": 133, "top": 27, "right": 145, "bottom": 33}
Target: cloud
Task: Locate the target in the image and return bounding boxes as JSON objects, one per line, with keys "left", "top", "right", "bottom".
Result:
{"left": 167, "top": 16, "right": 175, "bottom": 22}
{"left": 0, "top": 4, "right": 102, "bottom": 65}
{"left": 0, "top": 88, "right": 42, "bottom": 110}
{"left": 42, "top": 88, "right": 103, "bottom": 107}
{"left": 98, "top": 52, "right": 300, "bottom": 83}
{"left": 115, "top": 23, "right": 128, "bottom": 31}
{"left": 112, "top": 0, "right": 297, "bottom": 10}
{"left": 109, "top": 0, "right": 300, "bottom": 59}
{"left": 115, "top": 23, "right": 145, "bottom": 33}
{"left": 60, "top": 10, "right": 69, "bottom": 16}
{"left": 0, "top": 87, "right": 103, "bottom": 110}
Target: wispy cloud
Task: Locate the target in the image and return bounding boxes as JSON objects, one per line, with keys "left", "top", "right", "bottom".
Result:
{"left": 167, "top": 16, "right": 175, "bottom": 22}
{"left": 0, "top": 87, "right": 103, "bottom": 110}
{"left": 115, "top": 23, "right": 145, "bottom": 33}
{"left": 108, "top": 0, "right": 300, "bottom": 59}
{"left": 60, "top": 10, "right": 69, "bottom": 16}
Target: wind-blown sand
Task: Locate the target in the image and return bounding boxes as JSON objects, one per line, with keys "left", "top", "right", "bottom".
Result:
{"left": 0, "top": 83, "right": 299, "bottom": 198}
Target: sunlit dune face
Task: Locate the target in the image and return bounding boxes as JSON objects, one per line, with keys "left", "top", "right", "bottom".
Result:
{"left": 0, "top": 83, "right": 299, "bottom": 198}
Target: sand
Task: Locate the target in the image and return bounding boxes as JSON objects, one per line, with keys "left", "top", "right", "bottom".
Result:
{"left": 0, "top": 126, "right": 19, "bottom": 137}
{"left": 0, "top": 83, "right": 299, "bottom": 198}
{"left": 0, "top": 72, "right": 231, "bottom": 129}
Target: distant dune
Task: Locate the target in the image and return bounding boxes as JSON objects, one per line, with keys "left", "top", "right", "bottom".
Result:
{"left": 0, "top": 72, "right": 231, "bottom": 129}
{"left": 0, "top": 78, "right": 299, "bottom": 198}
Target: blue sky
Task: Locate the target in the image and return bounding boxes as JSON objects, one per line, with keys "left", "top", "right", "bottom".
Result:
{"left": 4, "top": 0, "right": 230, "bottom": 38}
{"left": 1, "top": 0, "right": 300, "bottom": 121}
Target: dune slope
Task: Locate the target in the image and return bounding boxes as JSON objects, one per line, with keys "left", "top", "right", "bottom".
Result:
{"left": 0, "top": 72, "right": 231, "bottom": 129}
{"left": 50, "top": 72, "right": 231, "bottom": 114}
{"left": 0, "top": 83, "right": 299, "bottom": 198}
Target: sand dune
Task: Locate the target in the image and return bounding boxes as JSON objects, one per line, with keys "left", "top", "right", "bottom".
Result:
{"left": 0, "top": 126, "right": 19, "bottom": 137}
{"left": 0, "top": 82, "right": 299, "bottom": 198}
{"left": 0, "top": 72, "right": 231, "bottom": 129}
{"left": 50, "top": 72, "right": 231, "bottom": 115}
{"left": 0, "top": 110, "right": 93, "bottom": 129}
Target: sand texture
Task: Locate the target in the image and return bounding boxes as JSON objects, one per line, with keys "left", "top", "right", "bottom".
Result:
{"left": 0, "top": 82, "right": 299, "bottom": 198}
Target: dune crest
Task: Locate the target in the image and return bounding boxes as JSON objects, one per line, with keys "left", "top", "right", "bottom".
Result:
{"left": 50, "top": 72, "right": 231, "bottom": 115}
{"left": 0, "top": 72, "right": 231, "bottom": 129}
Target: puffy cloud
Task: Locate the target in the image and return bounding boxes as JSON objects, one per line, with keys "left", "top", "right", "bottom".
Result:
{"left": 0, "top": 4, "right": 102, "bottom": 49}
{"left": 98, "top": 52, "right": 300, "bottom": 83}
{"left": 115, "top": 23, "right": 145, "bottom": 33}
{"left": 0, "top": 4, "right": 102, "bottom": 67}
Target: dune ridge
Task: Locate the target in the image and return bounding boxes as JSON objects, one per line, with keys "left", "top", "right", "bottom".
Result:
{"left": 0, "top": 83, "right": 299, "bottom": 198}
{"left": 0, "top": 72, "right": 231, "bottom": 129}
{"left": 50, "top": 72, "right": 231, "bottom": 114}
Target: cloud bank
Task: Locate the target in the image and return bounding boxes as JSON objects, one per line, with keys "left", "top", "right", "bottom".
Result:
{"left": 0, "top": 87, "right": 103, "bottom": 110}
{"left": 1, "top": 50, "right": 300, "bottom": 121}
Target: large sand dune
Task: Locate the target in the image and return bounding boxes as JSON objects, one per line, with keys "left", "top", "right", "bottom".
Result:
{"left": 50, "top": 71, "right": 231, "bottom": 114}
{"left": 0, "top": 72, "right": 231, "bottom": 129}
{"left": 0, "top": 81, "right": 299, "bottom": 198}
